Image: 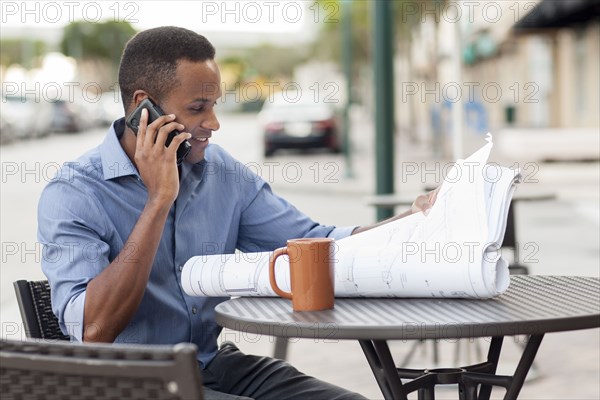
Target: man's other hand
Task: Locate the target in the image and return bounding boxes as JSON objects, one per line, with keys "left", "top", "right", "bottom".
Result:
{"left": 411, "top": 187, "right": 440, "bottom": 215}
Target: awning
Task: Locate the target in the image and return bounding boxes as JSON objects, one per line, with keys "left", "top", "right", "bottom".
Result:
{"left": 514, "top": 0, "right": 600, "bottom": 30}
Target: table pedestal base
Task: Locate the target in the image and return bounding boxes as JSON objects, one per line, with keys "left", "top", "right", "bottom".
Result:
{"left": 359, "top": 334, "right": 544, "bottom": 400}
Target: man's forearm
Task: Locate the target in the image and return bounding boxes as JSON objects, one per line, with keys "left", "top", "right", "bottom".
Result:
{"left": 82, "top": 199, "right": 171, "bottom": 342}
{"left": 351, "top": 208, "right": 413, "bottom": 235}
{"left": 352, "top": 188, "right": 439, "bottom": 235}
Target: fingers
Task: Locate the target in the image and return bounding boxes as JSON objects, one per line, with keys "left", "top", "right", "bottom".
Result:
{"left": 421, "top": 202, "right": 432, "bottom": 215}
{"left": 154, "top": 120, "right": 185, "bottom": 148}
{"left": 135, "top": 108, "right": 148, "bottom": 150}
{"left": 410, "top": 186, "right": 441, "bottom": 216}
{"left": 412, "top": 187, "right": 441, "bottom": 215}
{"left": 138, "top": 113, "right": 186, "bottom": 154}
{"left": 419, "top": 198, "right": 433, "bottom": 215}
{"left": 168, "top": 131, "right": 192, "bottom": 150}
{"left": 135, "top": 112, "right": 190, "bottom": 166}
{"left": 411, "top": 194, "right": 431, "bottom": 215}
{"left": 144, "top": 114, "right": 177, "bottom": 148}
{"left": 428, "top": 187, "right": 440, "bottom": 205}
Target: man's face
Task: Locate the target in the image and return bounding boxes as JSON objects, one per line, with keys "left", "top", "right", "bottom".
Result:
{"left": 158, "top": 59, "right": 221, "bottom": 164}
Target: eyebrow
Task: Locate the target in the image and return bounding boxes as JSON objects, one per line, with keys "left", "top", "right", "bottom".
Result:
{"left": 190, "top": 94, "right": 221, "bottom": 103}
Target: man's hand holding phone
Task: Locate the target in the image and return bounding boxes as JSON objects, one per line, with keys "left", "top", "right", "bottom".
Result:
{"left": 126, "top": 98, "right": 192, "bottom": 164}
{"left": 133, "top": 107, "right": 191, "bottom": 207}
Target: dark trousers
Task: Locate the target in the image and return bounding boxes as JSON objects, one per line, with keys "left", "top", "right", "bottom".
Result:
{"left": 202, "top": 341, "right": 367, "bottom": 400}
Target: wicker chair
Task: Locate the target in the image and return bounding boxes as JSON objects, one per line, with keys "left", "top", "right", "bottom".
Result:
{"left": 0, "top": 338, "right": 204, "bottom": 400}
{"left": 13, "top": 280, "right": 69, "bottom": 340}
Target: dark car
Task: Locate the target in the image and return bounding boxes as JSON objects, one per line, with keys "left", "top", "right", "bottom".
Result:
{"left": 49, "top": 99, "right": 81, "bottom": 133}
{"left": 258, "top": 94, "right": 342, "bottom": 157}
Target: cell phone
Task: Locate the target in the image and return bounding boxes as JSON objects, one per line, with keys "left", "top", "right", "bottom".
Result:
{"left": 125, "top": 98, "right": 192, "bottom": 165}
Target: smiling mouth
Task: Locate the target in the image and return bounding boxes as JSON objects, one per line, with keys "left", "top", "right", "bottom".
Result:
{"left": 193, "top": 137, "right": 209, "bottom": 142}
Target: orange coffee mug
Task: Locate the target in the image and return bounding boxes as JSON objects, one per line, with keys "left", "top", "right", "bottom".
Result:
{"left": 269, "top": 238, "right": 335, "bottom": 311}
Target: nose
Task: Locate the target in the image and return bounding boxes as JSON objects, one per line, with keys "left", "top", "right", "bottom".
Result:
{"left": 203, "top": 108, "right": 220, "bottom": 132}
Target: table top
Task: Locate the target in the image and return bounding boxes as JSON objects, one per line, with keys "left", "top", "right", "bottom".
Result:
{"left": 215, "top": 275, "right": 600, "bottom": 341}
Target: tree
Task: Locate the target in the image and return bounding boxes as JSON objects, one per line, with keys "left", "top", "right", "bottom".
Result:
{"left": 242, "top": 44, "right": 309, "bottom": 79}
{"left": 311, "top": 0, "right": 446, "bottom": 144}
{"left": 311, "top": 0, "right": 443, "bottom": 66}
{"left": 60, "top": 21, "right": 136, "bottom": 67}
{"left": 0, "top": 39, "right": 46, "bottom": 68}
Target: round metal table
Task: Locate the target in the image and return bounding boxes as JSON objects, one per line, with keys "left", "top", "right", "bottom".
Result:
{"left": 215, "top": 275, "right": 600, "bottom": 400}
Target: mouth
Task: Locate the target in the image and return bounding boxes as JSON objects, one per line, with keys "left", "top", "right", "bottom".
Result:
{"left": 189, "top": 128, "right": 212, "bottom": 146}
{"left": 191, "top": 134, "right": 211, "bottom": 143}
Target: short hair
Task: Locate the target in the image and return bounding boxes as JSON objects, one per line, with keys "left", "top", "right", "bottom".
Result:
{"left": 118, "top": 26, "right": 216, "bottom": 110}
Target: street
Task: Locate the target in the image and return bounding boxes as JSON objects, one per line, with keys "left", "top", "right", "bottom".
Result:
{"left": 1, "top": 110, "right": 599, "bottom": 398}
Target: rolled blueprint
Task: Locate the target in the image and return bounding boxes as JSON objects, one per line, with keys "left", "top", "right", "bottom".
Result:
{"left": 182, "top": 134, "right": 519, "bottom": 299}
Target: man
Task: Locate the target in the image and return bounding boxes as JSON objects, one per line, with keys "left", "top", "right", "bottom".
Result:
{"left": 39, "top": 26, "right": 436, "bottom": 399}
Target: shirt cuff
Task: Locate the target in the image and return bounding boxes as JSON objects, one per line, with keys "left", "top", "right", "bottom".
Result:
{"left": 327, "top": 226, "right": 358, "bottom": 241}
{"left": 63, "top": 291, "right": 86, "bottom": 342}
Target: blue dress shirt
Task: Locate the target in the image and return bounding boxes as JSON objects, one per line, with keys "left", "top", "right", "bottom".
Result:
{"left": 38, "top": 118, "right": 355, "bottom": 367}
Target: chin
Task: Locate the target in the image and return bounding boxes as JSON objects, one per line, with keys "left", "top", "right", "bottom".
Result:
{"left": 185, "top": 151, "right": 205, "bottom": 165}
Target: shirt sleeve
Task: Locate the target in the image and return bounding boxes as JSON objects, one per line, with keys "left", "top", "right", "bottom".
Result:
{"left": 327, "top": 226, "right": 357, "bottom": 241}
{"left": 236, "top": 171, "right": 357, "bottom": 252}
{"left": 38, "top": 176, "right": 110, "bottom": 342}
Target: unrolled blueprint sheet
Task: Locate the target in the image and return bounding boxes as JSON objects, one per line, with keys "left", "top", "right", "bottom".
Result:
{"left": 182, "top": 134, "right": 521, "bottom": 299}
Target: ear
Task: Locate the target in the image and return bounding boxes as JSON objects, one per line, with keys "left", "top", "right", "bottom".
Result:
{"left": 131, "top": 90, "right": 150, "bottom": 110}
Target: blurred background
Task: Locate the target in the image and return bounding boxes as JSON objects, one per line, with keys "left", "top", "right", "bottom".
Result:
{"left": 1, "top": 1, "right": 599, "bottom": 398}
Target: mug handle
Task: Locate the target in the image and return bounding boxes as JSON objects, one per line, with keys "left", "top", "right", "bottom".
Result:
{"left": 269, "top": 247, "right": 292, "bottom": 300}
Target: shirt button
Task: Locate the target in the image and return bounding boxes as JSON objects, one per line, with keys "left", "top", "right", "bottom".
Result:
{"left": 179, "top": 265, "right": 183, "bottom": 272}
{"left": 192, "top": 306, "right": 197, "bottom": 314}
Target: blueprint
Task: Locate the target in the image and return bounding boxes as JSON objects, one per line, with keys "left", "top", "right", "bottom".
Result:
{"left": 182, "top": 134, "right": 521, "bottom": 299}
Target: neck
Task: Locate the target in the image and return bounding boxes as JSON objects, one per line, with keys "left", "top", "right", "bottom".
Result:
{"left": 119, "top": 129, "right": 138, "bottom": 169}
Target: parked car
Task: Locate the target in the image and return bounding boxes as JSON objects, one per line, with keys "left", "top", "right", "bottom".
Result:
{"left": 1, "top": 94, "right": 53, "bottom": 140}
{"left": 0, "top": 110, "right": 12, "bottom": 144}
{"left": 258, "top": 93, "right": 342, "bottom": 157}
{"left": 49, "top": 99, "right": 81, "bottom": 133}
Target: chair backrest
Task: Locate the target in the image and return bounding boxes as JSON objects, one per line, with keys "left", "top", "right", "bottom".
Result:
{"left": 0, "top": 338, "right": 204, "bottom": 400}
{"left": 13, "top": 280, "right": 69, "bottom": 340}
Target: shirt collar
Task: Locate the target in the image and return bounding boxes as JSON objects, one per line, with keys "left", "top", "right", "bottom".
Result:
{"left": 180, "top": 152, "right": 208, "bottom": 183}
{"left": 100, "top": 118, "right": 139, "bottom": 181}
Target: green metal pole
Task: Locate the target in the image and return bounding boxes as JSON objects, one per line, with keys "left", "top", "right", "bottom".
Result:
{"left": 341, "top": 0, "right": 354, "bottom": 178}
{"left": 373, "top": 0, "right": 395, "bottom": 221}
